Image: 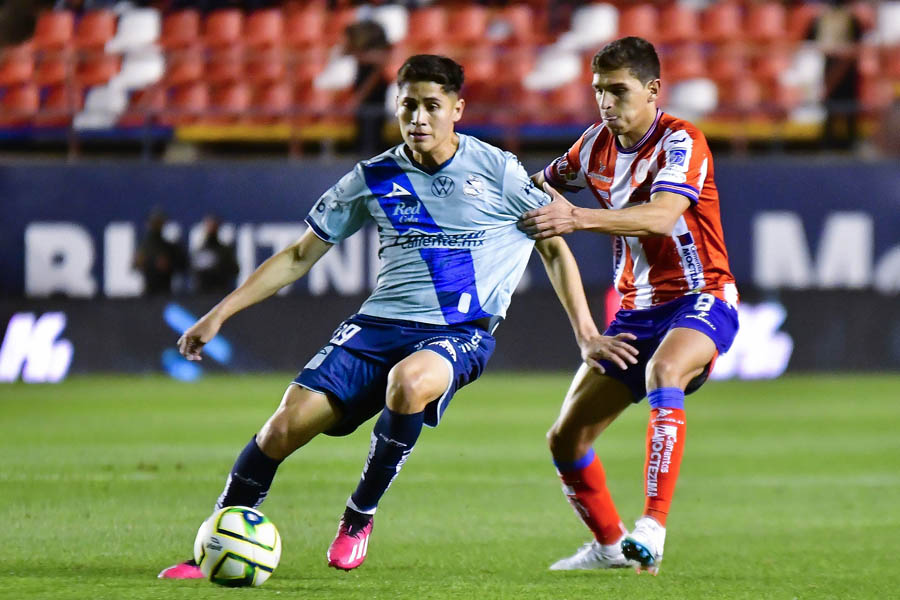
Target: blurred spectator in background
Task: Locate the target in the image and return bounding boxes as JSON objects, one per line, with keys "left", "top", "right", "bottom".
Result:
{"left": 133, "top": 208, "right": 188, "bottom": 295}
{"left": 344, "top": 20, "right": 391, "bottom": 155}
{"left": 807, "top": 0, "right": 864, "bottom": 150}
{"left": 190, "top": 214, "right": 239, "bottom": 294}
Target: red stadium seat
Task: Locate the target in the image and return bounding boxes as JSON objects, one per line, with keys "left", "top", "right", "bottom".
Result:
{"left": 34, "top": 49, "right": 73, "bottom": 86}
{"left": 206, "top": 81, "right": 251, "bottom": 123}
{"left": 547, "top": 80, "right": 593, "bottom": 123}
{"left": 617, "top": 4, "right": 659, "bottom": 43}
{"left": 206, "top": 45, "right": 245, "bottom": 85}
{"left": 407, "top": 7, "right": 448, "bottom": 50}
{"left": 494, "top": 5, "right": 537, "bottom": 45}
{"left": 245, "top": 9, "right": 284, "bottom": 48}
{"left": 33, "top": 11, "right": 75, "bottom": 50}
{"left": 255, "top": 81, "right": 292, "bottom": 122}
{"left": 883, "top": 46, "right": 900, "bottom": 79}
{"left": 494, "top": 45, "right": 535, "bottom": 86}
{"left": 859, "top": 75, "right": 892, "bottom": 115}
{"left": 323, "top": 7, "right": 357, "bottom": 46}
{"left": 745, "top": 2, "right": 787, "bottom": 44}
{"left": 662, "top": 43, "right": 706, "bottom": 82}
{"left": 160, "top": 10, "right": 201, "bottom": 49}
{"left": 165, "top": 82, "right": 209, "bottom": 125}
{"left": 0, "top": 83, "right": 40, "bottom": 125}
{"left": 0, "top": 43, "right": 35, "bottom": 87}
{"left": 164, "top": 44, "right": 204, "bottom": 86}
{"left": 74, "top": 10, "right": 117, "bottom": 49}
{"left": 657, "top": 4, "right": 700, "bottom": 45}
{"left": 751, "top": 43, "right": 792, "bottom": 83}
{"left": 119, "top": 85, "right": 166, "bottom": 127}
{"left": 716, "top": 76, "right": 763, "bottom": 117}
{"left": 204, "top": 9, "right": 244, "bottom": 48}
{"left": 707, "top": 42, "right": 749, "bottom": 83}
{"left": 75, "top": 52, "right": 120, "bottom": 87}
{"left": 246, "top": 46, "right": 286, "bottom": 84}
{"left": 285, "top": 7, "right": 326, "bottom": 48}
{"left": 702, "top": 2, "right": 742, "bottom": 43}
{"left": 787, "top": 3, "right": 822, "bottom": 41}
{"left": 448, "top": 5, "right": 489, "bottom": 45}
{"left": 458, "top": 43, "right": 497, "bottom": 87}
{"left": 34, "top": 83, "right": 83, "bottom": 127}
{"left": 289, "top": 45, "right": 328, "bottom": 87}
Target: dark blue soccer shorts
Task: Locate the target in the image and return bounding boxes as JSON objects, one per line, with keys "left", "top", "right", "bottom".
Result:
{"left": 598, "top": 293, "right": 739, "bottom": 402}
{"left": 294, "top": 313, "right": 496, "bottom": 437}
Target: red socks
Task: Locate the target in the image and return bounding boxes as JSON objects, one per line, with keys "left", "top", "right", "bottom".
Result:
{"left": 556, "top": 450, "right": 627, "bottom": 545}
{"left": 643, "top": 387, "right": 687, "bottom": 526}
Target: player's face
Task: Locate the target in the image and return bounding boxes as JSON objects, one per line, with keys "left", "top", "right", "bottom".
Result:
{"left": 396, "top": 81, "right": 465, "bottom": 166}
{"left": 592, "top": 68, "right": 660, "bottom": 144}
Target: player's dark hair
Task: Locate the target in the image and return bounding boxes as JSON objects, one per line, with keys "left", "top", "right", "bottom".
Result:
{"left": 591, "top": 37, "right": 660, "bottom": 84}
{"left": 397, "top": 55, "right": 464, "bottom": 94}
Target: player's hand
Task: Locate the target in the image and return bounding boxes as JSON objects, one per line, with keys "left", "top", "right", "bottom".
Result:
{"left": 517, "top": 183, "right": 578, "bottom": 240}
{"left": 177, "top": 314, "right": 223, "bottom": 361}
{"left": 579, "top": 332, "right": 639, "bottom": 373}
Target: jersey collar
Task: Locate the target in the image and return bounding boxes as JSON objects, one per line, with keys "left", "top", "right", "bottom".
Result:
{"left": 400, "top": 135, "right": 464, "bottom": 175}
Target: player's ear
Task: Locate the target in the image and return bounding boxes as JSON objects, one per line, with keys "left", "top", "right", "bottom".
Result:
{"left": 453, "top": 96, "right": 465, "bottom": 123}
{"left": 647, "top": 78, "right": 661, "bottom": 103}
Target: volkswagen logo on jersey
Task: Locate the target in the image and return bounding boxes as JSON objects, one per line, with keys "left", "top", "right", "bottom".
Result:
{"left": 431, "top": 176, "right": 455, "bottom": 197}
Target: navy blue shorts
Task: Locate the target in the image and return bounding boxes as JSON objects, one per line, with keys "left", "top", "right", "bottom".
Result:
{"left": 599, "top": 293, "right": 739, "bottom": 401}
{"left": 294, "top": 313, "right": 496, "bottom": 436}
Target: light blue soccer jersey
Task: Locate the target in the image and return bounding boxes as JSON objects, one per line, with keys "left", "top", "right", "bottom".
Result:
{"left": 304, "top": 134, "right": 550, "bottom": 325}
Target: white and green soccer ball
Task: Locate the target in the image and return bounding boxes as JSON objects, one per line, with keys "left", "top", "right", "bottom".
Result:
{"left": 193, "top": 506, "right": 282, "bottom": 587}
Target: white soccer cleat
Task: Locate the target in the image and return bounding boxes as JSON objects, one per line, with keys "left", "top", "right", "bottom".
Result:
{"left": 549, "top": 539, "right": 631, "bottom": 570}
{"left": 621, "top": 516, "right": 666, "bottom": 575}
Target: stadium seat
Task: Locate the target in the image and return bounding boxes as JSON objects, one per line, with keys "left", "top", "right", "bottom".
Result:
{"left": 787, "top": 3, "right": 822, "bottom": 41}
{"left": 752, "top": 43, "right": 793, "bottom": 83}
{"left": 458, "top": 43, "right": 497, "bottom": 88}
{"left": 523, "top": 48, "right": 582, "bottom": 91}
{"left": 33, "top": 11, "right": 75, "bottom": 50}
{"left": 285, "top": 6, "right": 326, "bottom": 48}
{"left": 491, "top": 5, "right": 537, "bottom": 45}
{"left": 323, "top": 7, "right": 358, "bottom": 46}
{"left": 617, "top": 4, "right": 658, "bottom": 43}
{"left": 859, "top": 75, "right": 892, "bottom": 114}
{"left": 74, "top": 10, "right": 117, "bottom": 49}
{"left": 206, "top": 45, "right": 245, "bottom": 85}
{"left": 883, "top": 45, "right": 900, "bottom": 78}
{"left": 0, "top": 43, "right": 35, "bottom": 87}
{"left": 494, "top": 45, "right": 536, "bottom": 86}
{"left": 164, "top": 44, "right": 204, "bottom": 86}
{"left": 407, "top": 7, "right": 448, "bottom": 50}
{"left": 106, "top": 8, "right": 161, "bottom": 53}
{"left": 245, "top": 9, "right": 284, "bottom": 48}
{"left": 666, "top": 77, "right": 718, "bottom": 121}
{"left": 34, "top": 83, "right": 83, "bottom": 127}
{"left": 255, "top": 81, "right": 292, "bottom": 122}
{"left": 661, "top": 43, "right": 706, "bottom": 82}
{"left": 746, "top": 2, "right": 787, "bottom": 44}
{"left": 159, "top": 10, "right": 201, "bottom": 49}
{"left": 289, "top": 45, "right": 328, "bottom": 87}
{"left": 165, "top": 82, "right": 209, "bottom": 125}
{"left": 34, "top": 50, "right": 73, "bottom": 87}
{"left": 75, "top": 52, "right": 120, "bottom": 88}
{"left": 702, "top": 2, "right": 742, "bottom": 43}
{"left": 557, "top": 3, "right": 617, "bottom": 52}
{"left": 876, "top": 1, "right": 900, "bottom": 44}
{"left": 204, "top": 9, "right": 244, "bottom": 48}
{"left": 119, "top": 85, "right": 166, "bottom": 127}
{"left": 657, "top": 3, "right": 700, "bottom": 45}
{"left": 547, "top": 80, "right": 594, "bottom": 123}
{"left": 0, "top": 83, "right": 40, "bottom": 125}
{"left": 246, "top": 46, "right": 286, "bottom": 84}
{"left": 357, "top": 3, "right": 409, "bottom": 45}
{"left": 207, "top": 82, "right": 252, "bottom": 123}
{"left": 716, "top": 77, "right": 763, "bottom": 117}
{"left": 448, "top": 6, "right": 489, "bottom": 45}
{"left": 707, "top": 42, "right": 749, "bottom": 83}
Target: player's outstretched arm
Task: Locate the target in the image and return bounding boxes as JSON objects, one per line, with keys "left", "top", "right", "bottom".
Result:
{"left": 178, "top": 229, "right": 333, "bottom": 360}
{"left": 519, "top": 186, "right": 690, "bottom": 240}
{"left": 535, "top": 237, "right": 638, "bottom": 372}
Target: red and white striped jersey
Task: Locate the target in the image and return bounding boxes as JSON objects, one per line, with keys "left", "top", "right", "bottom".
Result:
{"left": 543, "top": 109, "right": 738, "bottom": 310}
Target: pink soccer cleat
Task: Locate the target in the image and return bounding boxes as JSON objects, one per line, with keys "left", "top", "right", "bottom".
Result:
{"left": 157, "top": 559, "right": 205, "bottom": 579}
{"left": 326, "top": 516, "right": 373, "bottom": 571}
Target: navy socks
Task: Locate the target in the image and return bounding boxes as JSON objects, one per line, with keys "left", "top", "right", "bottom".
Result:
{"left": 216, "top": 435, "right": 282, "bottom": 510}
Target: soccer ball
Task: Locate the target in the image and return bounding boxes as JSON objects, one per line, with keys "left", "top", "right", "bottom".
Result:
{"left": 193, "top": 506, "right": 282, "bottom": 587}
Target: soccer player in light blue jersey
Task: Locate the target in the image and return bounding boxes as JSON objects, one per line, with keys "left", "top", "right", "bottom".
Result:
{"left": 159, "top": 55, "right": 638, "bottom": 578}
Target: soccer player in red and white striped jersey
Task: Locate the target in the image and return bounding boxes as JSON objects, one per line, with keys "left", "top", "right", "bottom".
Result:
{"left": 519, "top": 37, "right": 739, "bottom": 574}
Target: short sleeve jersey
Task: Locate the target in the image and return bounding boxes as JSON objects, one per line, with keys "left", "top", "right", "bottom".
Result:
{"left": 543, "top": 109, "right": 738, "bottom": 309}
{"left": 305, "top": 134, "right": 550, "bottom": 325}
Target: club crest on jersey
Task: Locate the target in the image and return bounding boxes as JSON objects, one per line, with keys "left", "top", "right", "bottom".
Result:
{"left": 669, "top": 148, "right": 687, "bottom": 166}
{"left": 432, "top": 176, "right": 455, "bottom": 197}
{"left": 464, "top": 175, "right": 484, "bottom": 197}
{"left": 634, "top": 159, "right": 651, "bottom": 184}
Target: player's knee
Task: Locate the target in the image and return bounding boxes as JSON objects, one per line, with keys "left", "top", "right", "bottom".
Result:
{"left": 546, "top": 422, "right": 591, "bottom": 461}
{"left": 257, "top": 408, "right": 293, "bottom": 458}
{"left": 646, "top": 356, "right": 682, "bottom": 389}
{"left": 385, "top": 363, "right": 430, "bottom": 414}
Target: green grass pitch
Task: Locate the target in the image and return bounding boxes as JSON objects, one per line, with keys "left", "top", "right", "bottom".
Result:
{"left": 2, "top": 373, "right": 898, "bottom": 599}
